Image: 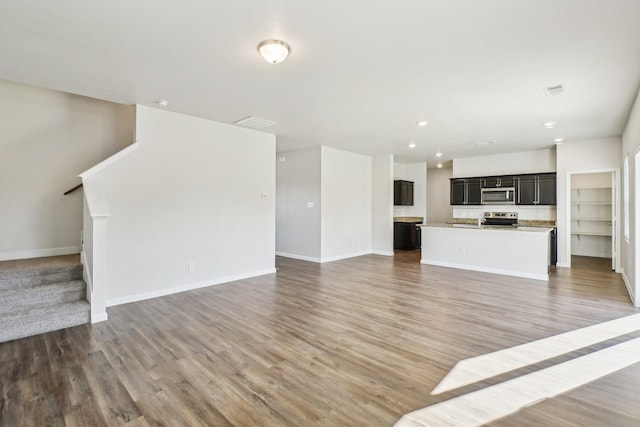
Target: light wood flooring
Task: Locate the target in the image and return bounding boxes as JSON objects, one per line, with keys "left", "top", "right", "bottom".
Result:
{"left": 1, "top": 252, "right": 639, "bottom": 426}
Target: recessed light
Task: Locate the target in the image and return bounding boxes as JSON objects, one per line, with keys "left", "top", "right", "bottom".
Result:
{"left": 437, "top": 163, "right": 443, "bottom": 168}
{"left": 155, "top": 99, "right": 169, "bottom": 107}
{"left": 409, "top": 143, "right": 417, "bottom": 149}
{"left": 416, "top": 121, "right": 429, "bottom": 127}
{"left": 554, "top": 137, "right": 564, "bottom": 143}
{"left": 543, "top": 121, "right": 556, "bottom": 129}
{"left": 435, "top": 152, "right": 443, "bottom": 157}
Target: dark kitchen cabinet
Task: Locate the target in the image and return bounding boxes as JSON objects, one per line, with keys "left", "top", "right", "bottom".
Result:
{"left": 450, "top": 179, "right": 466, "bottom": 205}
{"left": 482, "top": 175, "right": 515, "bottom": 188}
{"left": 537, "top": 173, "right": 557, "bottom": 205}
{"left": 516, "top": 173, "right": 556, "bottom": 205}
{"left": 467, "top": 178, "right": 482, "bottom": 204}
{"left": 394, "top": 222, "right": 421, "bottom": 250}
{"left": 394, "top": 180, "right": 414, "bottom": 206}
{"left": 450, "top": 178, "right": 481, "bottom": 205}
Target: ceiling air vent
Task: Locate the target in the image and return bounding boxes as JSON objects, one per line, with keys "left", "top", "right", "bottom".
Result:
{"left": 543, "top": 84, "right": 564, "bottom": 96}
{"left": 233, "top": 116, "right": 278, "bottom": 129}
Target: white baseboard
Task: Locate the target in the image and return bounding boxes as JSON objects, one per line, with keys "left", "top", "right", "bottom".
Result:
{"left": 372, "top": 250, "right": 395, "bottom": 256}
{"left": 320, "top": 250, "right": 373, "bottom": 263}
{"left": 105, "top": 268, "right": 277, "bottom": 307}
{"left": 556, "top": 262, "right": 571, "bottom": 268}
{"left": 421, "top": 258, "right": 549, "bottom": 281}
{"left": 277, "top": 250, "right": 378, "bottom": 263}
{"left": 620, "top": 269, "right": 636, "bottom": 306}
{"left": 276, "top": 252, "right": 322, "bottom": 263}
{"left": 91, "top": 311, "right": 108, "bottom": 323}
{"left": 0, "top": 246, "right": 81, "bottom": 261}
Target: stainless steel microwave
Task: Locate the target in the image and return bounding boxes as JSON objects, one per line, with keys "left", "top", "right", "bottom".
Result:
{"left": 481, "top": 187, "right": 515, "bottom": 204}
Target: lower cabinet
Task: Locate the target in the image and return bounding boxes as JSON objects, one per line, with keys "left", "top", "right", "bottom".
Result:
{"left": 394, "top": 222, "right": 421, "bottom": 250}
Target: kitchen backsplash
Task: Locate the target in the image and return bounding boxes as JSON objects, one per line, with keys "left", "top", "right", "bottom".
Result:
{"left": 452, "top": 205, "right": 557, "bottom": 222}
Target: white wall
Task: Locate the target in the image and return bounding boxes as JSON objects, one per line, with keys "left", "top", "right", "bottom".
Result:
{"left": 394, "top": 162, "right": 427, "bottom": 220}
{"left": 622, "top": 87, "right": 640, "bottom": 306}
{"left": 556, "top": 137, "right": 622, "bottom": 268}
{"left": 321, "top": 146, "right": 372, "bottom": 261}
{"left": 0, "top": 79, "right": 134, "bottom": 260}
{"left": 427, "top": 167, "right": 453, "bottom": 223}
{"left": 372, "top": 155, "right": 394, "bottom": 255}
{"left": 453, "top": 148, "right": 556, "bottom": 177}
{"left": 276, "top": 147, "right": 321, "bottom": 260}
{"left": 88, "top": 105, "right": 276, "bottom": 305}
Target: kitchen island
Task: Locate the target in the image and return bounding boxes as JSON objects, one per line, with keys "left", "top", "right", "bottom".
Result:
{"left": 420, "top": 224, "right": 553, "bottom": 281}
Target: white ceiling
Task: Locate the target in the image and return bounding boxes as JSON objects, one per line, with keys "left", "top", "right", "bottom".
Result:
{"left": 1, "top": 1, "right": 639, "bottom": 167}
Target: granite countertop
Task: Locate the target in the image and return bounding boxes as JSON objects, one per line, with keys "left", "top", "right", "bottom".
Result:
{"left": 394, "top": 216, "right": 424, "bottom": 223}
{"left": 423, "top": 223, "right": 553, "bottom": 233}
{"left": 447, "top": 219, "right": 556, "bottom": 227}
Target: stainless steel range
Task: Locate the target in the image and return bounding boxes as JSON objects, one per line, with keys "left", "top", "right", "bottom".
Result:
{"left": 483, "top": 211, "right": 518, "bottom": 226}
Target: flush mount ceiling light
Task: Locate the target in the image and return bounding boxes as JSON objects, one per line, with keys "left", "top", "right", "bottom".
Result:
{"left": 258, "top": 39, "right": 290, "bottom": 64}
{"left": 435, "top": 152, "right": 443, "bottom": 157}
{"left": 416, "top": 121, "right": 429, "bottom": 127}
{"left": 155, "top": 99, "right": 169, "bottom": 107}
{"left": 437, "top": 163, "right": 443, "bottom": 168}
{"left": 543, "top": 121, "right": 556, "bottom": 129}
{"left": 409, "top": 142, "right": 417, "bottom": 149}
{"left": 554, "top": 137, "right": 564, "bottom": 143}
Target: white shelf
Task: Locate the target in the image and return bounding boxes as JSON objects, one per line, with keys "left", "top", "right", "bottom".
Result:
{"left": 572, "top": 202, "right": 612, "bottom": 205}
{"left": 571, "top": 186, "right": 613, "bottom": 257}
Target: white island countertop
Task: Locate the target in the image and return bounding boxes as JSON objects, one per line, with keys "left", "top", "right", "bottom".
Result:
{"left": 420, "top": 223, "right": 552, "bottom": 280}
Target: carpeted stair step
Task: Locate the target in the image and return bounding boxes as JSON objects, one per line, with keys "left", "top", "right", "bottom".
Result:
{"left": 0, "top": 264, "right": 83, "bottom": 290}
{"left": 0, "top": 280, "right": 86, "bottom": 315}
{"left": 0, "top": 300, "right": 90, "bottom": 343}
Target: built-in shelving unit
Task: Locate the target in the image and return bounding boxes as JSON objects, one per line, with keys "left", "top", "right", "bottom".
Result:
{"left": 571, "top": 186, "right": 612, "bottom": 257}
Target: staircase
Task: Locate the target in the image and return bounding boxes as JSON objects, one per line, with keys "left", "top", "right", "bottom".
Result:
{"left": 0, "top": 254, "right": 91, "bottom": 343}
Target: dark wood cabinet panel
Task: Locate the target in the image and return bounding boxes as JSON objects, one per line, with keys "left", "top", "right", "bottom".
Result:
{"left": 450, "top": 178, "right": 481, "bottom": 205}
{"left": 453, "top": 172, "right": 556, "bottom": 206}
{"left": 516, "top": 173, "right": 556, "bottom": 205}
{"left": 450, "top": 179, "right": 466, "bottom": 205}
{"left": 394, "top": 222, "right": 421, "bottom": 250}
{"left": 537, "top": 173, "right": 557, "bottom": 205}
{"left": 394, "top": 180, "right": 414, "bottom": 206}
{"left": 467, "top": 178, "right": 482, "bottom": 205}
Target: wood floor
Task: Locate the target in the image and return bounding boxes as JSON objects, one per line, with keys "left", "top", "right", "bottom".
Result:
{"left": 1, "top": 252, "right": 639, "bottom": 426}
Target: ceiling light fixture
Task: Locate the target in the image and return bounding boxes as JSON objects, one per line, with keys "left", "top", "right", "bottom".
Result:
{"left": 417, "top": 121, "right": 429, "bottom": 127}
{"left": 435, "top": 152, "right": 443, "bottom": 157}
{"left": 258, "top": 39, "right": 290, "bottom": 64}
{"left": 409, "top": 143, "right": 417, "bottom": 149}
{"left": 554, "top": 137, "right": 564, "bottom": 143}
{"left": 437, "top": 163, "right": 443, "bottom": 168}
{"left": 155, "top": 99, "right": 169, "bottom": 107}
{"left": 543, "top": 121, "right": 556, "bottom": 129}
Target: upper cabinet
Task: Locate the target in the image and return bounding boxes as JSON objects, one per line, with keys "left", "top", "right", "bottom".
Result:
{"left": 481, "top": 175, "right": 515, "bottom": 188}
{"left": 450, "top": 178, "right": 481, "bottom": 205}
{"left": 516, "top": 173, "right": 556, "bottom": 205}
{"left": 451, "top": 172, "right": 556, "bottom": 206}
{"left": 394, "top": 180, "right": 414, "bottom": 206}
